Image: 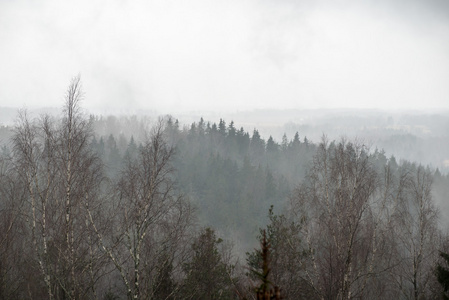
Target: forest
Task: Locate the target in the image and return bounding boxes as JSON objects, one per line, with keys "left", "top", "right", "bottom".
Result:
{"left": 1, "top": 78, "right": 449, "bottom": 300}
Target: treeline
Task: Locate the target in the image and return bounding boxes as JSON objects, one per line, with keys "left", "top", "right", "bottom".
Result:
{"left": 0, "top": 78, "right": 244, "bottom": 299}
{"left": 87, "top": 113, "right": 316, "bottom": 246}
{"left": 2, "top": 78, "right": 449, "bottom": 299}
{"left": 249, "top": 141, "right": 448, "bottom": 299}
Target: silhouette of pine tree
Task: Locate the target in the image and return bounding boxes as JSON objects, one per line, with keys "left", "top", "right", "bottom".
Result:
{"left": 436, "top": 251, "right": 449, "bottom": 300}
{"left": 248, "top": 230, "right": 282, "bottom": 300}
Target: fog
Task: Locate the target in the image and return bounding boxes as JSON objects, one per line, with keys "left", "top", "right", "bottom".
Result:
{"left": 1, "top": 0, "right": 448, "bottom": 114}
{"left": 1, "top": 0, "right": 449, "bottom": 249}
{"left": 1, "top": 2, "right": 449, "bottom": 294}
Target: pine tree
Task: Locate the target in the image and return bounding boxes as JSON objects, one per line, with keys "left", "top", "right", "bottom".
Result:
{"left": 182, "top": 228, "right": 234, "bottom": 299}
{"left": 153, "top": 254, "right": 176, "bottom": 300}
{"left": 436, "top": 251, "right": 449, "bottom": 300}
{"left": 219, "top": 119, "right": 227, "bottom": 136}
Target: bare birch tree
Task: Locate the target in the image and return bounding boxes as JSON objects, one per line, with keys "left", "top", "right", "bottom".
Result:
{"left": 0, "top": 151, "right": 27, "bottom": 299}
{"left": 12, "top": 76, "right": 106, "bottom": 299}
{"left": 289, "top": 137, "right": 443, "bottom": 300}
{"left": 290, "top": 138, "right": 385, "bottom": 299}
{"left": 388, "top": 163, "right": 439, "bottom": 299}
{"left": 89, "top": 120, "right": 194, "bottom": 300}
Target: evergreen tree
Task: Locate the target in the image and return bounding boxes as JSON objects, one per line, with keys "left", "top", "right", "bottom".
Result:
{"left": 292, "top": 132, "right": 300, "bottom": 146}
{"left": 124, "top": 135, "right": 138, "bottom": 160}
{"left": 266, "top": 136, "right": 278, "bottom": 154}
{"left": 153, "top": 254, "right": 176, "bottom": 300}
{"left": 228, "top": 121, "right": 236, "bottom": 138}
{"left": 281, "top": 133, "right": 288, "bottom": 152}
{"left": 97, "top": 136, "right": 106, "bottom": 158}
{"left": 303, "top": 136, "right": 309, "bottom": 147}
{"left": 250, "top": 129, "right": 265, "bottom": 163}
{"left": 247, "top": 207, "right": 312, "bottom": 299}
{"left": 198, "top": 117, "right": 205, "bottom": 136}
{"left": 436, "top": 251, "right": 449, "bottom": 300}
{"left": 182, "top": 228, "right": 234, "bottom": 299}
{"left": 218, "top": 119, "right": 227, "bottom": 136}
{"left": 189, "top": 122, "right": 197, "bottom": 136}
{"left": 106, "top": 134, "right": 121, "bottom": 177}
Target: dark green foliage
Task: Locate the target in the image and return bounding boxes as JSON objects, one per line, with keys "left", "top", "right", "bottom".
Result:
{"left": 247, "top": 207, "right": 314, "bottom": 299}
{"left": 436, "top": 251, "right": 449, "bottom": 299}
{"left": 249, "top": 230, "right": 273, "bottom": 292}
{"left": 153, "top": 255, "right": 176, "bottom": 300}
{"left": 249, "top": 230, "right": 283, "bottom": 300}
{"left": 103, "top": 291, "right": 120, "bottom": 300}
{"left": 182, "top": 228, "right": 235, "bottom": 299}
{"left": 89, "top": 117, "right": 316, "bottom": 249}
{"left": 165, "top": 118, "right": 316, "bottom": 247}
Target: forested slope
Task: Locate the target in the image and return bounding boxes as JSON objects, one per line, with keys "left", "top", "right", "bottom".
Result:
{"left": 1, "top": 81, "right": 449, "bottom": 299}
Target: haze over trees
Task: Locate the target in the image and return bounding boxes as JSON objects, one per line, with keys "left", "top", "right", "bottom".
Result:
{"left": 1, "top": 79, "right": 449, "bottom": 299}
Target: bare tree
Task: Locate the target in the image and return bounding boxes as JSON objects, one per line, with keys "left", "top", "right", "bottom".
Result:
{"left": 288, "top": 137, "right": 444, "bottom": 300}
{"left": 0, "top": 151, "right": 27, "bottom": 299}
{"left": 12, "top": 76, "right": 106, "bottom": 299}
{"left": 388, "top": 163, "right": 439, "bottom": 299}
{"left": 89, "top": 120, "right": 194, "bottom": 300}
{"left": 290, "top": 138, "right": 385, "bottom": 299}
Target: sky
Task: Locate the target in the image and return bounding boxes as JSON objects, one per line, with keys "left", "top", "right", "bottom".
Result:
{"left": 0, "top": 0, "right": 448, "bottom": 115}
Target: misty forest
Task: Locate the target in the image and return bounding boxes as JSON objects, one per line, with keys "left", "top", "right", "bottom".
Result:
{"left": 3, "top": 0, "right": 449, "bottom": 297}
{"left": 1, "top": 78, "right": 449, "bottom": 300}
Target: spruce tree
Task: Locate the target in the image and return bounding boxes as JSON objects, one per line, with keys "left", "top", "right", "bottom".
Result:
{"left": 436, "top": 251, "right": 449, "bottom": 300}
{"left": 182, "top": 228, "right": 234, "bottom": 299}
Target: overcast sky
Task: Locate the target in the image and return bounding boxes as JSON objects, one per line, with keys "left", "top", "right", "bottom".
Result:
{"left": 1, "top": 0, "right": 448, "bottom": 114}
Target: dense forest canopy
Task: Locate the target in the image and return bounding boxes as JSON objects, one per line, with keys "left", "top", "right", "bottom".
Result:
{"left": 1, "top": 79, "right": 449, "bottom": 299}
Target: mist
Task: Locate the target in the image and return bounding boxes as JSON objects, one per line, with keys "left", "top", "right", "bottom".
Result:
{"left": 1, "top": 0, "right": 448, "bottom": 114}
{"left": 2, "top": 1, "right": 449, "bottom": 299}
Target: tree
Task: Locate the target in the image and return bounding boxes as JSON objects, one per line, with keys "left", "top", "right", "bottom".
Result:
{"left": 12, "top": 76, "right": 105, "bottom": 299}
{"left": 124, "top": 136, "right": 138, "bottom": 161}
{"left": 90, "top": 120, "right": 194, "bottom": 300}
{"left": 388, "top": 163, "right": 439, "bottom": 299}
{"left": 288, "top": 137, "right": 443, "bottom": 299}
{"left": 250, "top": 129, "right": 265, "bottom": 164}
{"left": 182, "top": 228, "right": 235, "bottom": 299}
{"left": 281, "top": 134, "right": 288, "bottom": 153}
{"left": 266, "top": 136, "right": 278, "bottom": 154}
{"left": 289, "top": 132, "right": 300, "bottom": 151}
{"left": 247, "top": 207, "right": 313, "bottom": 299}
{"left": 289, "top": 138, "right": 383, "bottom": 299}
{"left": 105, "top": 134, "right": 122, "bottom": 177}
{"left": 218, "top": 119, "right": 227, "bottom": 136}
{"left": 236, "top": 128, "right": 250, "bottom": 156}
{"left": 248, "top": 230, "right": 283, "bottom": 300}
{"left": 228, "top": 121, "right": 236, "bottom": 138}
{"left": 436, "top": 251, "right": 449, "bottom": 299}
{"left": 0, "top": 152, "right": 27, "bottom": 299}
{"left": 152, "top": 251, "right": 177, "bottom": 300}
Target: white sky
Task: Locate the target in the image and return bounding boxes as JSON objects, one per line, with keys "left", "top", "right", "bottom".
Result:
{"left": 0, "top": 0, "right": 448, "bottom": 114}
